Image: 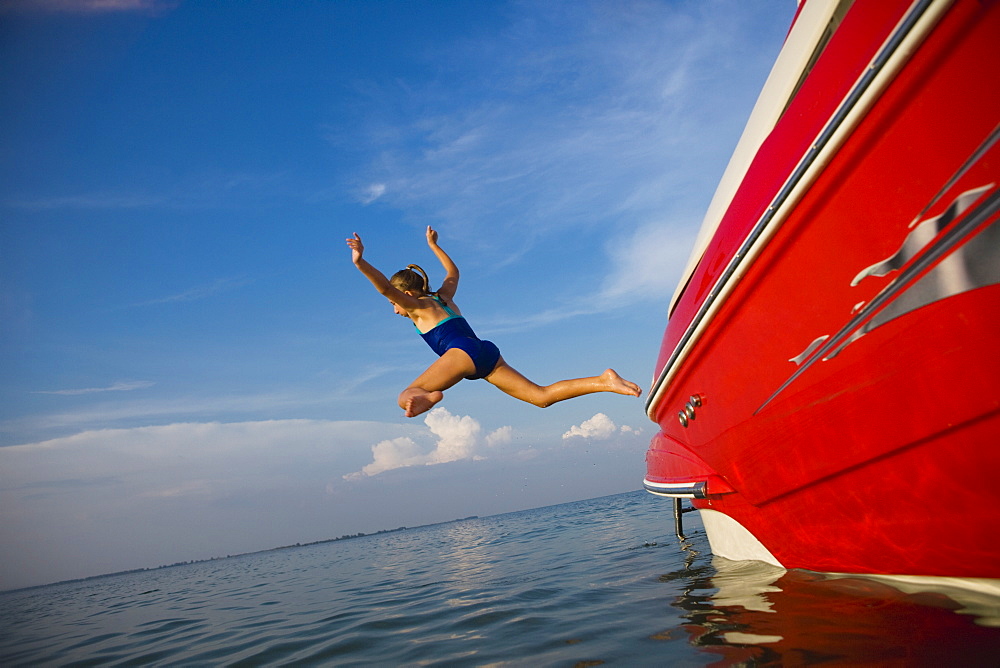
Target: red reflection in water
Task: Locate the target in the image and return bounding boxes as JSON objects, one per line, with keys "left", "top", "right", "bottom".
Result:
{"left": 663, "top": 559, "right": 1000, "bottom": 666}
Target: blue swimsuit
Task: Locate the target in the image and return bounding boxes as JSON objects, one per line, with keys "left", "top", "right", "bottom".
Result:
{"left": 417, "top": 297, "right": 501, "bottom": 380}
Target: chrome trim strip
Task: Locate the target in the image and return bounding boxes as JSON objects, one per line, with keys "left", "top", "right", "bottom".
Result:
{"left": 645, "top": 0, "right": 941, "bottom": 417}
{"left": 849, "top": 185, "right": 992, "bottom": 286}
{"left": 643, "top": 479, "right": 708, "bottom": 499}
{"left": 756, "top": 187, "right": 1000, "bottom": 413}
{"left": 910, "top": 122, "right": 1000, "bottom": 225}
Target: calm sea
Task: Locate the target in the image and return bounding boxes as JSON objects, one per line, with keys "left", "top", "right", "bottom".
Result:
{"left": 2, "top": 490, "right": 999, "bottom": 666}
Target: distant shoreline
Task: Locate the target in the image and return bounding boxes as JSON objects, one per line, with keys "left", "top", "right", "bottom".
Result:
{"left": 3, "top": 515, "right": 480, "bottom": 594}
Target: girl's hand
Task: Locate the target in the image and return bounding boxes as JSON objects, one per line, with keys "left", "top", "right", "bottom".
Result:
{"left": 346, "top": 232, "right": 365, "bottom": 264}
{"left": 426, "top": 225, "right": 439, "bottom": 247}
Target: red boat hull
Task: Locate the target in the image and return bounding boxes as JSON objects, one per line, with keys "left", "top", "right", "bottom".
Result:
{"left": 645, "top": 0, "right": 1000, "bottom": 578}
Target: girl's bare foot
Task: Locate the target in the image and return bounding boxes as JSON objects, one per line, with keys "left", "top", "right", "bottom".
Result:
{"left": 402, "top": 389, "right": 444, "bottom": 417}
{"left": 601, "top": 369, "right": 642, "bottom": 398}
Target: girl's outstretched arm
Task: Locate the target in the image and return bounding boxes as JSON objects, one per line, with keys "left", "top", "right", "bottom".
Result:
{"left": 347, "top": 233, "right": 421, "bottom": 308}
{"left": 426, "top": 226, "right": 459, "bottom": 301}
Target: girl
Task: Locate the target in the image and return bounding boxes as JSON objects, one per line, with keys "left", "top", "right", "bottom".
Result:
{"left": 347, "top": 226, "right": 642, "bottom": 417}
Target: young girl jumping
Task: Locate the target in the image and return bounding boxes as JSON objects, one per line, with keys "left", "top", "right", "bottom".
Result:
{"left": 347, "top": 226, "right": 642, "bottom": 417}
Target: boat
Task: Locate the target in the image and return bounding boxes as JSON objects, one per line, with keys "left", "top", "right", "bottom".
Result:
{"left": 643, "top": 0, "right": 1000, "bottom": 579}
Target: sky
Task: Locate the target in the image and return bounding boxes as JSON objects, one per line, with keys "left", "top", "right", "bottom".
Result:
{"left": 0, "top": 0, "right": 794, "bottom": 590}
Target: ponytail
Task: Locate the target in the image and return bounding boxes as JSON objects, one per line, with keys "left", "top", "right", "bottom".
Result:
{"left": 389, "top": 263, "right": 438, "bottom": 298}
{"left": 406, "top": 264, "right": 432, "bottom": 295}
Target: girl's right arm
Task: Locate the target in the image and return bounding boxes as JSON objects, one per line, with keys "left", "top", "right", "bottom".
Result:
{"left": 347, "top": 233, "right": 420, "bottom": 308}
{"left": 426, "top": 226, "right": 459, "bottom": 301}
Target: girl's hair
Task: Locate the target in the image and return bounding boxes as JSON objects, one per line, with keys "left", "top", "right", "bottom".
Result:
{"left": 390, "top": 264, "right": 435, "bottom": 296}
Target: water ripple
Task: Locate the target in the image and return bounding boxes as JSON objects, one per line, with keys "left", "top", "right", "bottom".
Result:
{"left": 2, "top": 491, "right": 999, "bottom": 666}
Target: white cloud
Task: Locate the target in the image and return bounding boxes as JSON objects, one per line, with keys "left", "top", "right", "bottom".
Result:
{"left": 33, "top": 380, "right": 155, "bottom": 396}
{"left": 424, "top": 407, "right": 482, "bottom": 464}
{"left": 599, "top": 219, "right": 699, "bottom": 306}
{"left": 344, "top": 0, "right": 787, "bottom": 327}
{"left": 562, "top": 413, "right": 637, "bottom": 440}
{"left": 345, "top": 436, "right": 426, "bottom": 479}
{"left": 1, "top": 389, "right": 342, "bottom": 446}
{"left": 361, "top": 183, "right": 387, "bottom": 204}
{"left": 0, "top": 418, "right": 413, "bottom": 589}
{"left": 128, "top": 276, "right": 252, "bottom": 308}
{"left": 0, "top": 0, "right": 179, "bottom": 14}
{"left": 344, "top": 407, "right": 511, "bottom": 479}
{"left": 485, "top": 425, "right": 513, "bottom": 448}
{"left": 0, "top": 420, "right": 384, "bottom": 491}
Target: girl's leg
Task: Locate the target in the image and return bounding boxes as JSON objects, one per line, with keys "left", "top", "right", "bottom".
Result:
{"left": 399, "top": 349, "right": 476, "bottom": 417}
{"left": 484, "top": 357, "right": 641, "bottom": 408}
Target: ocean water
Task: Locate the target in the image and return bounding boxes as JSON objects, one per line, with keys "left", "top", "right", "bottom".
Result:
{"left": 2, "top": 491, "right": 999, "bottom": 666}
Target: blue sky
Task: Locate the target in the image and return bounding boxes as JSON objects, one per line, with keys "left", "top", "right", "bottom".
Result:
{"left": 0, "top": 0, "right": 793, "bottom": 589}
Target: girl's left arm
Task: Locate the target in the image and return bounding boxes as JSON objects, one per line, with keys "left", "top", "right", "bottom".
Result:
{"left": 426, "top": 226, "right": 459, "bottom": 301}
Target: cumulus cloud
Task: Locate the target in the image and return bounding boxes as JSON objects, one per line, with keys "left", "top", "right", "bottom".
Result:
{"left": 344, "top": 407, "right": 511, "bottom": 480}
{"left": 350, "top": 436, "right": 427, "bottom": 479}
{"left": 485, "top": 425, "right": 513, "bottom": 448}
{"left": 424, "top": 408, "right": 483, "bottom": 463}
{"left": 562, "top": 413, "right": 637, "bottom": 440}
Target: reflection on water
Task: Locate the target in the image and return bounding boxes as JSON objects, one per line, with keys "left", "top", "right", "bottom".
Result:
{"left": 669, "top": 545, "right": 1000, "bottom": 666}
{"left": 2, "top": 492, "right": 998, "bottom": 666}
